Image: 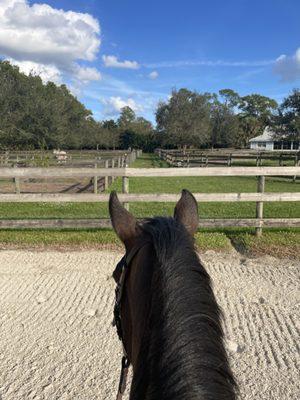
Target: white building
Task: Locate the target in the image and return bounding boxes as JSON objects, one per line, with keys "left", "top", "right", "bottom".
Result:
{"left": 249, "top": 127, "right": 300, "bottom": 151}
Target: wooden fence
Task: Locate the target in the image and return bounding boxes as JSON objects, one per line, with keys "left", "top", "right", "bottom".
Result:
{"left": 0, "top": 149, "right": 142, "bottom": 168}
{"left": 0, "top": 166, "right": 299, "bottom": 235}
{"left": 157, "top": 148, "right": 300, "bottom": 168}
{"left": 1, "top": 150, "right": 142, "bottom": 194}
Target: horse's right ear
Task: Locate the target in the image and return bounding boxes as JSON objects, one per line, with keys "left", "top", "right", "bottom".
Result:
{"left": 109, "top": 191, "right": 138, "bottom": 250}
{"left": 174, "top": 189, "right": 199, "bottom": 236}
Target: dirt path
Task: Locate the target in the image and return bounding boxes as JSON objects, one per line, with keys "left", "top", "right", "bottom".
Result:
{"left": 0, "top": 250, "right": 299, "bottom": 399}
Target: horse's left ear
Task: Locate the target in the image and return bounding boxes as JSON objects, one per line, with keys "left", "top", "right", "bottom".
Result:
{"left": 174, "top": 189, "right": 199, "bottom": 236}
{"left": 109, "top": 191, "right": 138, "bottom": 250}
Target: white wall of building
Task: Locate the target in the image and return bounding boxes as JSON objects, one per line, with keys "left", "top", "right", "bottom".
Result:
{"left": 250, "top": 141, "right": 274, "bottom": 150}
{"left": 250, "top": 140, "right": 299, "bottom": 151}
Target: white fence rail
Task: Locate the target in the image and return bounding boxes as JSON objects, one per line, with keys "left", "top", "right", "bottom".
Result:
{"left": 0, "top": 166, "right": 299, "bottom": 178}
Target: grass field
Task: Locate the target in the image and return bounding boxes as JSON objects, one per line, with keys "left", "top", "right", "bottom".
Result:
{"left": 0, "top": 153, "right": 299, "bottom": 256}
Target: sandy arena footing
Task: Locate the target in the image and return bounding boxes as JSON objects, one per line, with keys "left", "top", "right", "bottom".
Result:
{"left": 0, "top": 250, "right": 299, "bottom": 399}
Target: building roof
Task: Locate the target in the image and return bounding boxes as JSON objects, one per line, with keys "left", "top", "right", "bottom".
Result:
{"left": 249, "top": 127, "right": 274, "bottom": 142}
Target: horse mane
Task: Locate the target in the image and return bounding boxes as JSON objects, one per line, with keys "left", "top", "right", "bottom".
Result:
{"left": 130, "top": 217, "right": 237, "bottom": 400}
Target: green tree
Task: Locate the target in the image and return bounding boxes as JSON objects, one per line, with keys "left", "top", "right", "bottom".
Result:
{"left": 0, "top": 60, "right": 97, "bottom": 150}
{"left": 219, "top": 89, "right": 241, "bottom": 108}
{"left": 117, "top": 107, "right": 155, "bottom": 150}
{"left": 234, "top": 94, "right": 277, "bottom": 146}
{"left": 239, "top": 94, "right": 278, "bottom": 125}
{"left": 156, "top": 89, "right": 212, "bottom": 148}
{"left": 101, "top": 119, "right": 119, "bottom": 149}
{"left": 117, "top": 106, "right": 136, "bottom": 129}
{"left": 210, "top": 100, "right": 241, "bottom": 148}
{"left": 273, "top": 89, "right": 300, "bottom": 140}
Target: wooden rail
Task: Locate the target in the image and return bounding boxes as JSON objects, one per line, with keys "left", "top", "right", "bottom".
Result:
{"left": 0, "top": 192, "right": 299, "bottom": 203}
{"left": 0, "top": 166, "right": 299, "bottom": 178}
{"left": 0, "top": 165, "right": 299, "bottom": 233}
{"left": 0, "top": 218, "right": 299, "bottom": 229}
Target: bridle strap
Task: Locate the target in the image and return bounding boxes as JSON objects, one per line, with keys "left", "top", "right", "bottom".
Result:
{"left": 114, "top": 241, "right": 150, "bottom": 399}
{"left": 116, "top": 356, "right": 130, "bottom": 400}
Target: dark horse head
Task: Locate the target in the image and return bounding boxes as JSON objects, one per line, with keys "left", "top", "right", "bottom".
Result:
{"left": 109, "top": 189, "right": 237, "bottom": 400}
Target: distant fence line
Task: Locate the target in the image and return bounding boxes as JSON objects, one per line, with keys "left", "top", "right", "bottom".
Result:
{"left": 156, "top": 148, "right": 300, "bottom": 168}
{"left": 0, "top": 149, "right": 142, "bottom": 168}
{"left": 0, "top": 165, "right": 299, "bottom": 235}
{"left": 1, "top": 150, "right": 142, "bottom": 194}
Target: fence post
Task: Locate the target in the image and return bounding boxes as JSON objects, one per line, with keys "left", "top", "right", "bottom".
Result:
{"left": 111, "top": 158, "right": 115, "bottom": 182}
{"left": 256, "top": 175, "right": 265, "bottom": 236}
{"left": 293, "top": 153, "right": 299, "bottom": 182}
{"left": 227, "top": 154, "right": 232, "bottom": 167}
{"left": 104, "top": 159, "right": 109, "bottom": 190}
{"left": 94, "top": 163, "right": 98, "bottom": 194}
{"left": 256, "top": 154, "right": 259, "bottom": 166}
{"left": 14, "top": 177, "right": 20, "bottom": 194}
{"left": 122, "top": 154, "right": 129, "bottom": 210}
{"left": 13, "top": 163, "right": 21, "bottom": 194}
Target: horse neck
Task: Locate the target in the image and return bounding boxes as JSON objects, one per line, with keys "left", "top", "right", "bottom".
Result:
{"left": 130, "top": 237, "right": 236, "bottom": 400}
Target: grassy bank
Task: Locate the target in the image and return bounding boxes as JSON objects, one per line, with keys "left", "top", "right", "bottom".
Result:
{"left": 229, "top": 229, "right": 300, "bottom": 259}
{"left": 0, "top": 228, "right": 299, "bottom": 259}
{"left": 0, "top": 228, "right": 231, "bottom": 251}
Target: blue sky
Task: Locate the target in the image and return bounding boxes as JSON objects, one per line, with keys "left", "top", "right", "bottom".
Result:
{"left": 1, "top": 0, "right": 300, "bottom": 123}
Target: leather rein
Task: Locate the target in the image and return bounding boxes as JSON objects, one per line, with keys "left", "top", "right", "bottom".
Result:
{"left": 113, "top": 242, "right": 149, "bottom": 400}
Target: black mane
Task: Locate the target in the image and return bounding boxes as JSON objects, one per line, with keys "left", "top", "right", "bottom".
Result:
{"left": 130, "top": 217, "right": 237, "bottom": 400}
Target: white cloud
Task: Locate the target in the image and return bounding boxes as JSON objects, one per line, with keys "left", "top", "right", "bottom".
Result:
{"left": 7, "top": 58, "right": 61, "bottom": 83}
{"left": 102, "top": 96, "right": 143, "bottom": 116}
{"left": 145, "top": 59, "right": 275, "bottom": 68}
{"left": 0, "top": 0, "right": 101, "bottom": 84}
{"left": 274, "top": 48, "right": 300, "bottom": 82}
{"left": 102, "top": 55, "right": 140, "bottom": 69}
{"left": 148, "top": 70, "right": 158, "bottom": 79}
{"left": 75, "top": 66, "right": 101, "bottom": 83}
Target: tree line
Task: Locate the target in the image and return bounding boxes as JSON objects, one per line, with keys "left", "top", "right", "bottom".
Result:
{"left": 0, "top": 60, "right": 299, "bottom": 151}
{"left": 156, "top": 88, "right": 299, "bottom": 149}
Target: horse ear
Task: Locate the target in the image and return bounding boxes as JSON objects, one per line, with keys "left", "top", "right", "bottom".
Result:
{"left": 109, "top": 191, "right": 138, "bottom": 250}
{"left": 174, "top": 189, "right": 199, "bottom": 236}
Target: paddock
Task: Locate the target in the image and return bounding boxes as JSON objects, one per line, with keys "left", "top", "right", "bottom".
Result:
{"left": 0, "top": 150, "right": 140, "bottom": 194}
{"left": 0, "top": 249, "right": 298, "bottom": 399}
